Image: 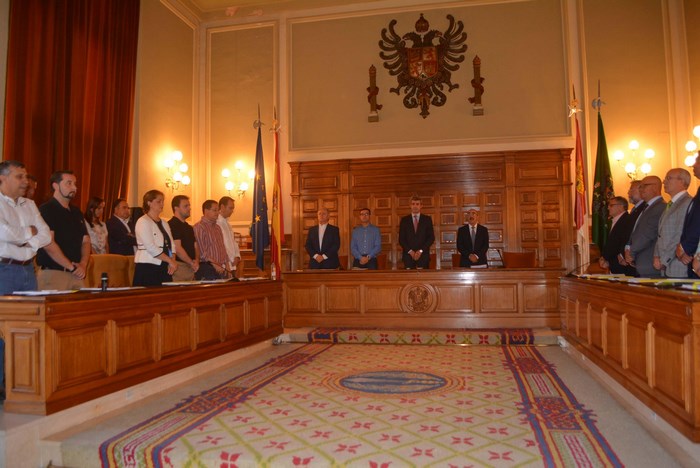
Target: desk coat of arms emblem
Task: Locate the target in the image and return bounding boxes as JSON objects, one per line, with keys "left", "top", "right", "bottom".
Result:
{"left": 379, "top": 14, "right": 467, "bottom": 118}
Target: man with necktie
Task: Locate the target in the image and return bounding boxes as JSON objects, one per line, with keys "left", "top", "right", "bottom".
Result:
{"left": 399, "top": 196, "right": 434, "bottom": 269}
{"left": 305, "top": 206, "right": 340, "bottom": 269}
{"left": 456, "top": 209, "right": 489, "bottom": 267}
{"left": 106, "top": 198, "right": 137, "bottom": 255}
{"left": 598, "top": 196, "right": 633, "bottom": 274}
{"left": 679, "top": 153, "right": 700, "bottom": 278}
{"left": 653, "top": 168, "right": 692, "bottom": 277}
{"left": 624, "top": 175, "right": 665, "bottom": 277}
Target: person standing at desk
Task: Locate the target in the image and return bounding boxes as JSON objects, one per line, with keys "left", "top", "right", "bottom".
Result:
{"left": 107, "top": 198, "right": 137, "bottom": 255}
{"left": 598, "top": 197, "right": 633, "bottom": 274}
{"left": 37, "top": 170, "right": 91, "bottom": 290}
{"left": 624, "top": 175, "right": 665, "bottom": 277}
{"left": 305, "top": 206, "right": 340, "bottom": 269}
{"left": 456, "top": 209, "right": 489, "bottom": 267}
{"left": 133, "top": 190, "right": 177, "bottom": 286}
{"left": 399, "top": 196, "right": 434, "bottom": 269}
{"left": 350, "top": 208, "right": 381, "bottom": 269}
{"left": 168, "top": 195, "right": 199, "bottom": 281}
{"left": 653, "top": 168, "right": 691, "bottom": 277}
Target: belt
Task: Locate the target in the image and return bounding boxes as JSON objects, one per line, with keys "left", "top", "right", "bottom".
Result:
{"left": 40, "top": 265, "right": 74, "bottom": 272}
{"left": 0, "top": 257, "right": 34, "bottom": 266}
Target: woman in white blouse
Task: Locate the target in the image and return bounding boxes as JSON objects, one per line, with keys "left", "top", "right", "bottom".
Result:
{"left": 133, "top": 190, "right": 177, "bottom": 286}
{"left": 84, "top": 196, "right": 108, "bottom": 254}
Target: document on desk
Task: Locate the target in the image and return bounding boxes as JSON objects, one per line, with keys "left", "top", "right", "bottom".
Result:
{"left": 12, "top": 290, "right": 78, "bottom": 296}
{"left": 79, "top": 287, "right": 146, "bottom": 292}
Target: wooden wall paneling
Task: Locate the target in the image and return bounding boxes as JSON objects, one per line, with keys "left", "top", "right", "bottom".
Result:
{"left": 114, "top": 316, "right": 155, "bottom": 372}
{"left": 290, "top": 150, "right": 573, "bottom": 272}
{"left": 195, "top": 304, "right": 222, "bottom": 348}
{"left": 223, "top": 300, "right": 245, "bottom": 339}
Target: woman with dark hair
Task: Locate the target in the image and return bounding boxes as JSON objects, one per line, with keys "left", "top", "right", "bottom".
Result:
{"left": 84, "top": 196, "right": 108, "bottom": 254}
{"left": 133, "top": 190, "right": 177, "bottom": 286}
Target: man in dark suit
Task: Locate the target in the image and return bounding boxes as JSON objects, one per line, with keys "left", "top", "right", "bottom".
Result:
{"left": 456, "top": 209, "right": 489, "bottom": 267}
{"left": 305, "top": 206, "right": 340, "bottom": 269}
{"left": 625, "top": 175, "right": 665, "bottom": 277}
{"left": 399, "top": 196, "right": 435, "bottom": 269}
{"left": 106, "top": 198, "right": 136, "bottom": 255}
{"left": 598, "top": 196, "right": 633, "bottom": 274}
{"left": 679, "top": 153, "right": 700, "bottom": 278}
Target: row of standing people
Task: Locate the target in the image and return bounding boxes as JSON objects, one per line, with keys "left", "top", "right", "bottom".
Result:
{"left": 304, "top": 196, "right": 490, "bottom": 270}
{"left": 0, "top": 161, "right": 243, "bottom": 295}
{"left": 599, "top": 157, "right": 700, "bottom": 278}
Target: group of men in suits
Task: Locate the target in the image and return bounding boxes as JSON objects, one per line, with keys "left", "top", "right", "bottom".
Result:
{"left": 599, "top": 157, "right": 700, "bottom": 278}
{"left": 305, "top": 196, "right": 490, "bottom": 270}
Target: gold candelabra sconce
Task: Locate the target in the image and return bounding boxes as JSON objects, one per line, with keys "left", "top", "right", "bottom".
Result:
{"left": 612, "top": 140, "right": 654, "bottom": 180}
{"left": 683, "top": 125, "right": 700, "bottom": 167}
{"left": 222, "top": 161, "right": 254, "bottom": 199}
{"left": 164, "top": 150, "right": 191, "bottom": 192}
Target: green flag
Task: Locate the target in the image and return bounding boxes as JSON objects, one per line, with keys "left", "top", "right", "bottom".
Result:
{"left": 591, "top": 112, "right": 614, "bottom": 250}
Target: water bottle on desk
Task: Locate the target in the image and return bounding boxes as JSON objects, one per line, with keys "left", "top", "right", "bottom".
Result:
{"left": 101, "top": 272, "right": 109, "bottom": 292}
{"left": 271, "top": 263, "right": 277, "bottom": 280}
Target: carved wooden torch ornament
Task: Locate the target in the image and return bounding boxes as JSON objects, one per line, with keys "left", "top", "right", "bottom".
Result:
{"left": 468, "top": 55, "right": 485, "bottom": 115}
{"left": 379, "top": 14, "right": 467, "bottom": 118}
{"left": 367, "top": 65, "right": 382, "bottom": 122}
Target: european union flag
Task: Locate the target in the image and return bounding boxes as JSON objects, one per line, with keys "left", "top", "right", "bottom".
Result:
{"left": 250, "top": 124, "right": 269, "bottom": 270}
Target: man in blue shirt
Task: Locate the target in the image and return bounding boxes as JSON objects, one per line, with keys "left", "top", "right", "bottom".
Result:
{"left": 350, "top": 208, "right": 382, "bottom": 269}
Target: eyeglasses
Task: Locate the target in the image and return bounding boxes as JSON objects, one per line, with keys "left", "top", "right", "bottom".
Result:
{"left": 607, "top": 203, "right": 624, "bottom": 208}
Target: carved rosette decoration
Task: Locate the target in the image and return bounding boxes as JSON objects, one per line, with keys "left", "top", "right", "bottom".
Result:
{"left": 379, "top": 14, "right": 467, "bottom": 118}
{"left": 399, "top": 283, "right": 437, "bottom": 314}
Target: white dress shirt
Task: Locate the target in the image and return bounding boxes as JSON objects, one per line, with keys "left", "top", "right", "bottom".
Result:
{"left": 0, "top": 193, "right": 51, "bottom": 261}
{"left": 217, "top": 215, "right": 241, "bottom": 270}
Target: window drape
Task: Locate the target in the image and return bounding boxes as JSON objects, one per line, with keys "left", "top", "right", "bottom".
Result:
{"left": 3, "top": 0, "right": 140, "bottom": 211}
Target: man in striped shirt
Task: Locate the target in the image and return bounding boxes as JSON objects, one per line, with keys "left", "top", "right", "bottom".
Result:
{"left": 193, "top": 200, "right": 231, "bottom": 280}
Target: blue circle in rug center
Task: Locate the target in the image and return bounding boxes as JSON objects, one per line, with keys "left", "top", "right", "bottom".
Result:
{"left": 339, "top": 371, "right": 447, "bottom": 394}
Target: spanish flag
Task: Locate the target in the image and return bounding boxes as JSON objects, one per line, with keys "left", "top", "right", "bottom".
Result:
{"left": 270, "top": 116, "right": 284, "bottom": 279}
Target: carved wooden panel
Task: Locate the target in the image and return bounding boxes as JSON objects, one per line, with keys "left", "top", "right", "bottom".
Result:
{"left": 195, "top": 305, "right": 222, "bottom": 348}
{"left": 589, "top": 306, "right": 603, "bottom": 353}
{"left": 626, "top": 317, "right": 648, "bottom": 378}
{"left": 326, "top": 286, "right": 360, "bottom": 313}
{"left": 480, "top": 285, "right": 517, "bottom": 312}
{"left": 160, "top": 310, "right": 193, "bottom": 358}
{"left": 9, "top": 327, "right": 40, "bottom": 394}
{"left": 605, "top": 310, "right": 624, "bottom": 365}
{"left": 434, "top": 284, "right": 474, "bottom": 311}
{"left": 115, "top": 317, "right": 155, "bottom": 372}
{"left": 54, "top": 325, "right": 108, "bottom": 390}
{"left": 223, "top": 301, "right": 245, "bottom": 339}
{"left": 653, "top": 328, "right": 686, "bottom": 405}
{"left": 522, "top": 283, "right": 558, "bottom": 312}
{"left": 249, "top": 298, "right": 267, "bottom": 332}
{"left": 441, "top": 213, "right": 457, "bottom": 225}
{"left": 440, "top": 194, "right": 458, "bottom": 207}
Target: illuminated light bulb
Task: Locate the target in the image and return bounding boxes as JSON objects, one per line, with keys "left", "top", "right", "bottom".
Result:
{"left": 629, "top": 140, "right": 640, "bottom": 151}
{"left": 222, "top": 168, "right": 231, "bottom": 178}
{"left": 234, "top": 161, "right": 244, "bottom": 170}
{"left": 181, "top": 175, "right": 191, "bottom": 186}
{"left": 173, "top": 172, "right": 182, "bottom": 182}
{"left": 179, "top": 163, "right": 188, "bottom": 173}
{"left": 225, "top": 181, "right": 234, "bottom": 191}
{"left": 613, "top": 150, "right": 624, "bottom": 161}
{"left": 687, "top": 141, "right": 698, "bottom": 153}
{"left": 624, "top": 162, "right": 636, "bottom": 174}
{"left": 164, "top": 158, "right": 174, "bottom": 169}
{"left": 643, "top": 149, "right": 655, "bottom": 159}
{"left": 172, "top": 151, "right": 183, "bottom": 161}
{"left": 685, "top": 155, "right": 697, "bottom": 167}
{"left": 640, "top": 163, "right": 652, "bottom": 174}
{"left": 693, "top": 125, "right": 700, "bottom": 139}
{"left": 248, "top": 169, "right": 255, "bottom": 180}
{"left": 239, "top": 182, "right": 249, "bottom": 192}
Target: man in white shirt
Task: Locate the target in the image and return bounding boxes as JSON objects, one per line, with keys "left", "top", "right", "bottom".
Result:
{"left": 0, "top": 160, "right": 51, "bottom": 294}
{"left": 217, "top": 196, "right": 242, "bottom": 279}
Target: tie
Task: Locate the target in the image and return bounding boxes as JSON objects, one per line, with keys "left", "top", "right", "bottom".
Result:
{"left": 470, "top": 226, "right": 476, "bottom": 244}
{"left": 413, "top": 215, "right": 418, "bottom": 233}
{"left": 666, "top": 200, "right": 673, "bottom": 211}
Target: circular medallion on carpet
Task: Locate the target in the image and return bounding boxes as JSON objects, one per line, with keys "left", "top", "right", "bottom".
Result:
{"left": 323, "top": 370, "right": 463, "bottom": 398}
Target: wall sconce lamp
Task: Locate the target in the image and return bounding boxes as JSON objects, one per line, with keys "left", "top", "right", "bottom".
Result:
{"left": 612, "top": 140, "right": 654, "bottom": 180}
{"left": 222, "top": 161, "right": 254, "bottom": 199}
{"left": 684, "top": 125, "right": 700, "bottom": 167}
{"left": 164, "top": 151, "right": 191, "bottom": 192}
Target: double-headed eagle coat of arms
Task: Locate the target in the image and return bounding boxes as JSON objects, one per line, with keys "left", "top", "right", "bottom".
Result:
{"left": 379, "top": 14, "right": 467, "bottom": 118}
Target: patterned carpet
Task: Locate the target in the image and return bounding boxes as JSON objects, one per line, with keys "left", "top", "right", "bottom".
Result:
{"left": 298, "top": 328, "right": 540, "bottom": 345}
{"left": 100, "top": 343, "right": 622, "bottom": 467}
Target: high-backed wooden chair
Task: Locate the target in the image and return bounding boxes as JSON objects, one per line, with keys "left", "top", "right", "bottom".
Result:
{"left": 452, "top": 253, "right": 461, "bottom": 267}
{"left": 86, "top": 254, "right": 135, "bottom": 287}
{"left": 501, "top": 251, "right": 537, "bottom": 268}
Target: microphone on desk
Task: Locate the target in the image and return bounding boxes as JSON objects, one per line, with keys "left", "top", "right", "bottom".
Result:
{"left": 101, "top": 272, "right": 109, "bottom": 292}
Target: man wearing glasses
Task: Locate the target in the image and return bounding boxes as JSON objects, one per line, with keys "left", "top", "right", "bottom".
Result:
{"left": 598, "top": 196, "right": 633, "bottom": 274}
{"left": 653, "top": 169, "right": 691, "bottom": 277}
{"left": 624, "top": 175, "right": 665, "bottom": 277}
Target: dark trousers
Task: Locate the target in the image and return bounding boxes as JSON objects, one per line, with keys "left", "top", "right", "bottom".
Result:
{"left": 352, "top": 257, "right": 378, "bottom": 270}
{"left": 402, "top": 251, "right": 430, "bottom": 269}
{"left": 133, "top": 262, "right": 172, "bottom": 286}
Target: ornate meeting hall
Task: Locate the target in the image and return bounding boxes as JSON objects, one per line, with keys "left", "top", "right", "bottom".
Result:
{"left": 1, "top": 0, "right": 700, "bottom": 466}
